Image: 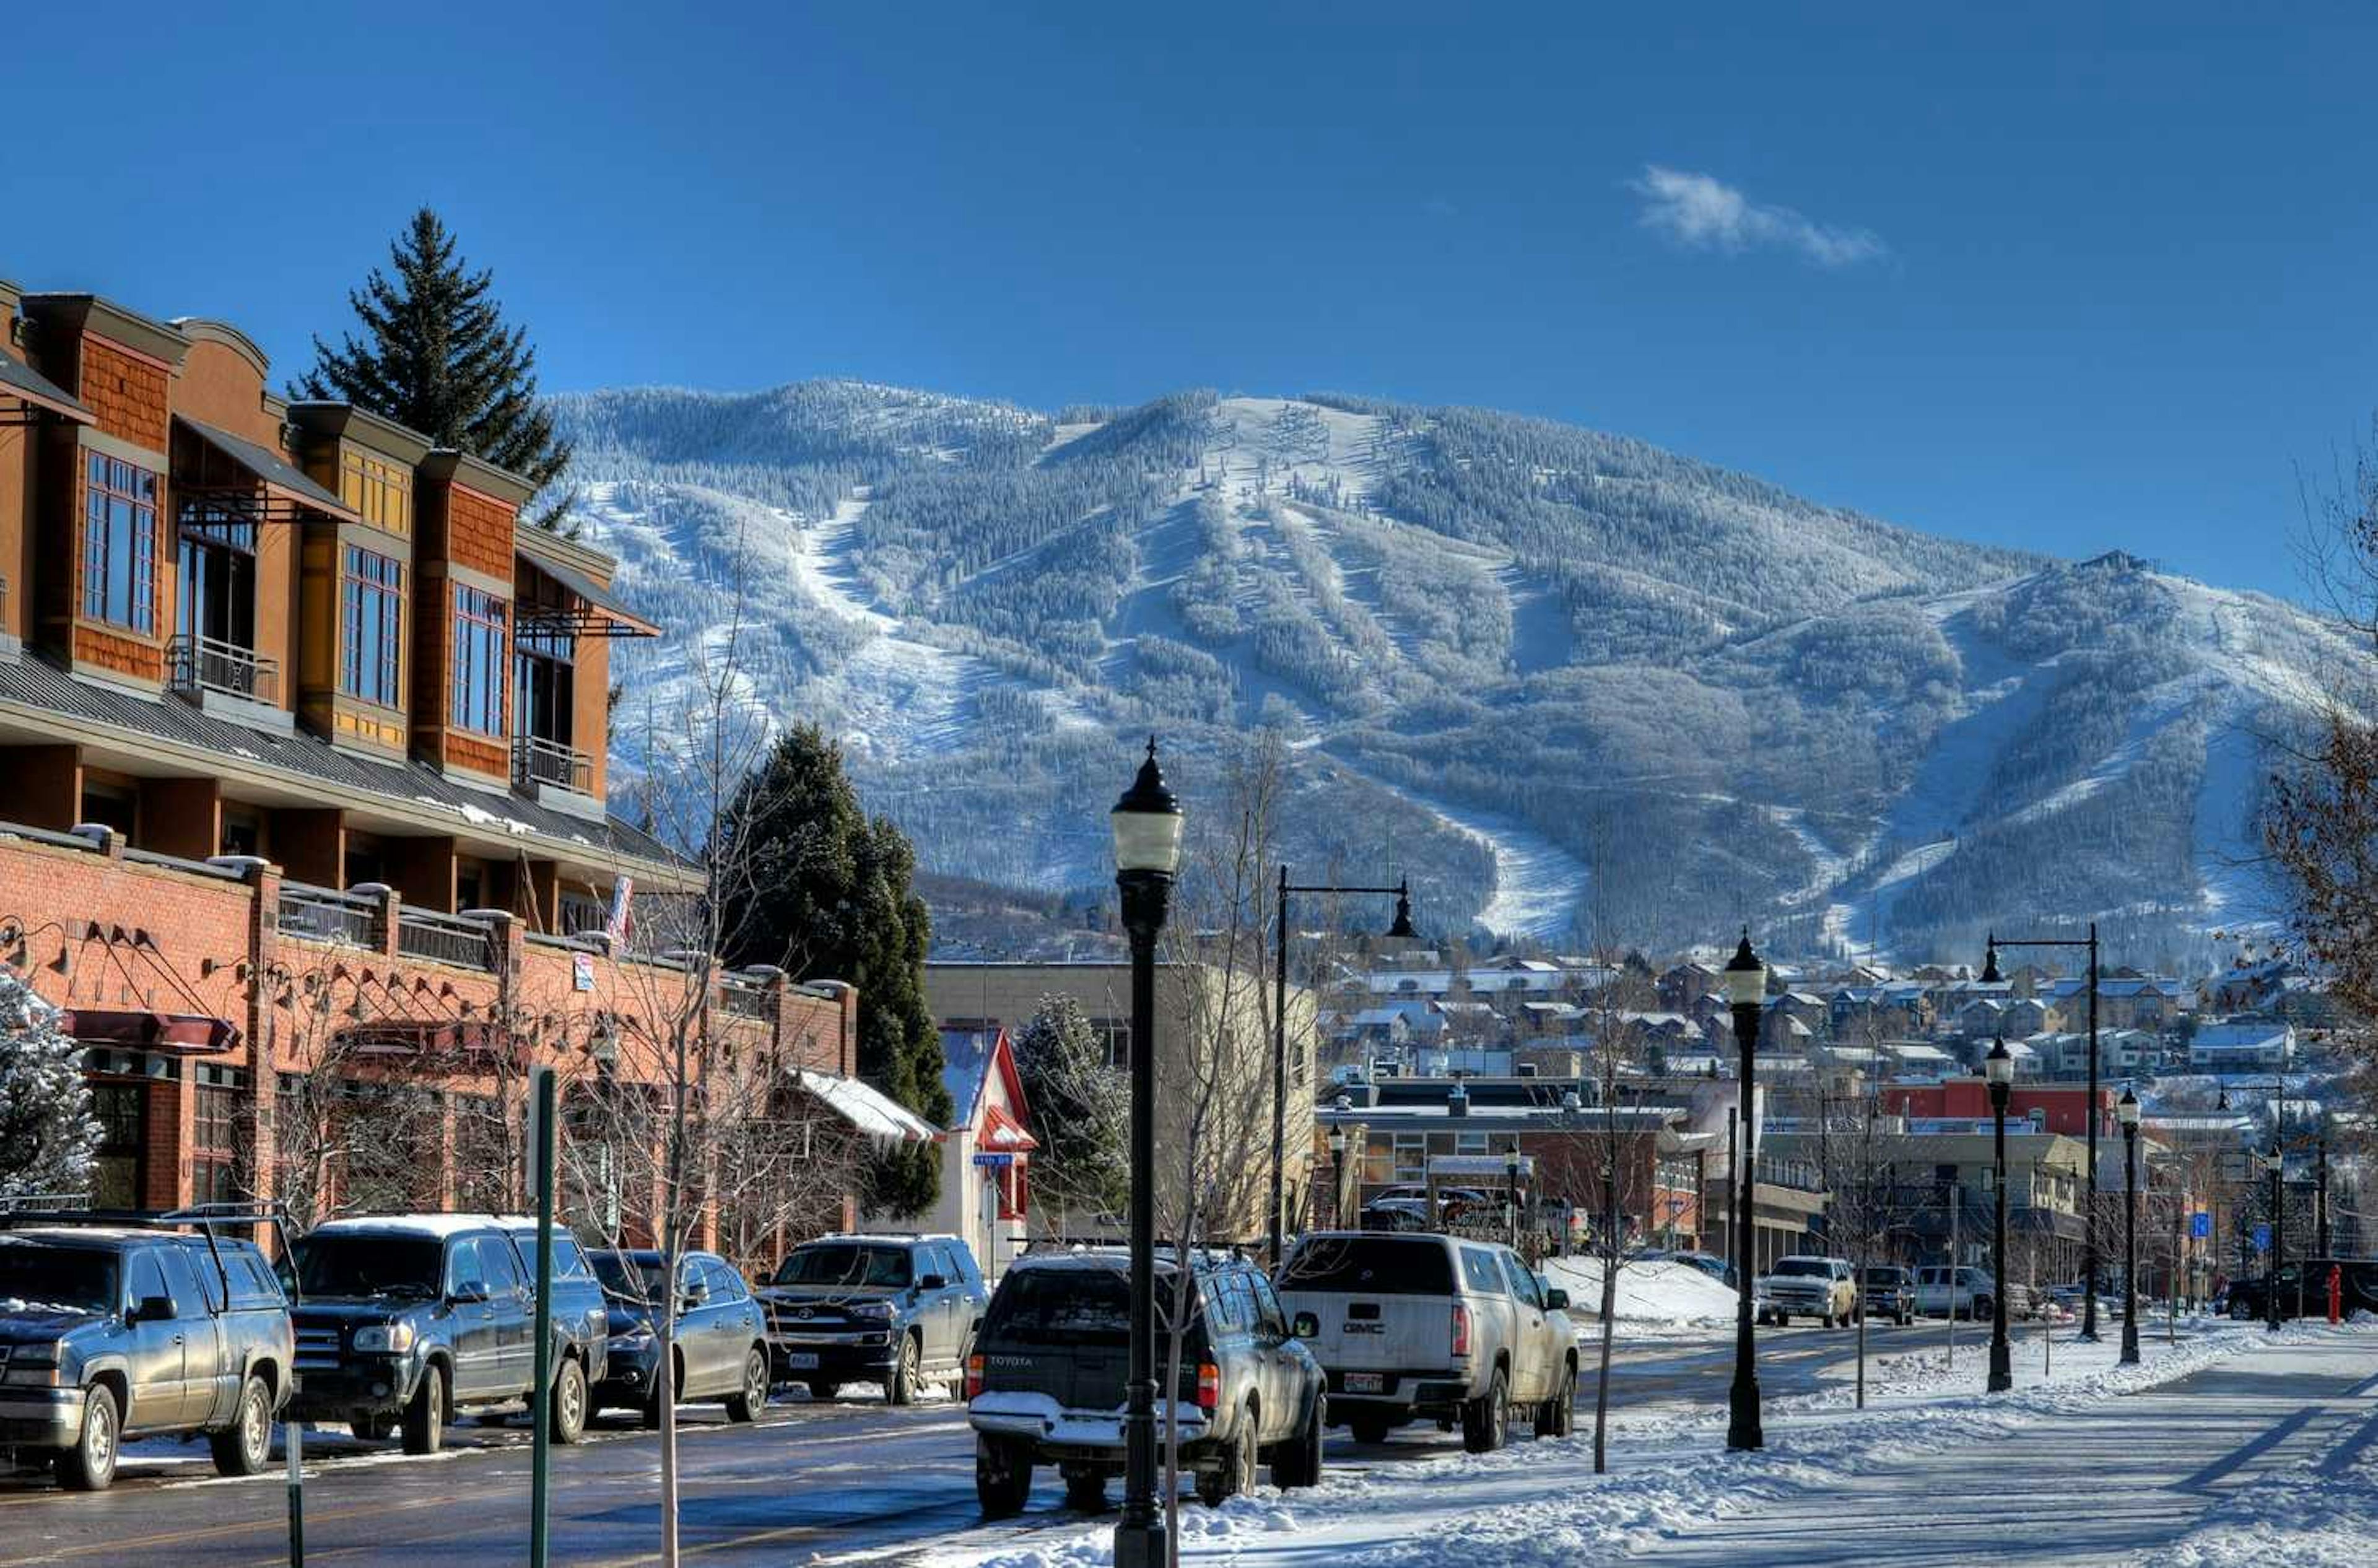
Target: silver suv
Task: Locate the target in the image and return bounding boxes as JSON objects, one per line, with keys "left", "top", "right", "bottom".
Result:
{"left": 1277, "top": 1231, "right": 1576, "bottom": 1452}
{"left": 1756, "top": 1255, "right": 1858, "bottom": 1326}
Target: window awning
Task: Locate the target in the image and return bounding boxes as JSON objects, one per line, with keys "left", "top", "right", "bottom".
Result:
{"left": 517, "top": 552, "right": 659, "bottom": 639}
{"left": 61, "top": 1008, "right": 239, "bottom": 1054}
{"left": 0, "top": 349, "right": 92, "bottom": 428}
{"left": 979, "top": 1102, "right": 1038, "bottom": 1153}
{"left": 176, "top": 417, "right": 361, "bottom": 525}
{"left": 790, "top": 1068, "right": 940, "bottom": 1146}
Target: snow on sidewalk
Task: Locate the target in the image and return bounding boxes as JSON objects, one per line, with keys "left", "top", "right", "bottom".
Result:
{"left": 925, "top": 1322, "right": 2372, "bottom": 1567}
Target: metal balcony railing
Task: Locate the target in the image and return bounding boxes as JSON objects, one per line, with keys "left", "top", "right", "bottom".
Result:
{"left": 169, "top": 632, "right": 279, "bottom": 705}
{"left": 397, "top": 908, "right": 497, "bottom": 972}
{"left": 277, "top": 882, "right": 380, "bottom": 946}
{"left": 719, "top": 975, "right": 773, "bottom": 1020}
{"left": 513, "top": 734, "right": 593, "bottom": 796}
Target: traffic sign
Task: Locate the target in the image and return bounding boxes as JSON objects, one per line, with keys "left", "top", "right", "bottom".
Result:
{"left": 2253, "top": 1224, "right": 2271, "bottom": 1252}
{"left": 2190, "top": 1211, "right": 2211, "bottom": 1240}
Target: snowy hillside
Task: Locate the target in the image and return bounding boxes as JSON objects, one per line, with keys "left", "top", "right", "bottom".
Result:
{"left": 554, "top": 382, "right": 2360, "bottom": 965}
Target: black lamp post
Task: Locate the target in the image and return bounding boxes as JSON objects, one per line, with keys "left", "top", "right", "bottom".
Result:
{"left": 2117, "top": 1087, "right": 2141, "bottom": 1365}
{"left": 1111, "top": 739, "right": 1183, "bottom": 1568}
{"left": 1984, "top": 1035, "right": 2014, "bottom": 1393}
{"left": 1984, "top": 928, "right": 2104, "bottom": 1341}
{"left": 1724, "top": 930, "right": 1766, "bottom": 1452}
{"left": 1271, "top": 870, "right": 1416, "bottom": 1263}
{"left": 2264, "top": 1141, "right": 2284, "bottom": 1335}
{"left": 1327, "top": 1122, "right": 1348, "bottom": 1230}
{"left": 1506, "top": 1144, "right": 1523, "bottom": 1249}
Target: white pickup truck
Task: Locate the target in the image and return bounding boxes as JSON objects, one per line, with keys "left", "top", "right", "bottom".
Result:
{"left": 1278, "top": 1232, "right": 1577, "bottom": 1453}
{"left": 1912, "top": 1265, "right": 2026, "bottom": 1320}
{"left": 1754, "top": 1255, "right": 1858, "bottom": 1326}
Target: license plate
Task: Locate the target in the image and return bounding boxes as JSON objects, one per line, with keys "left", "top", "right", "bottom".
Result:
{"left": 783, "top": 1352, "right": 819, "bottom": 1370}
{"left": 1344, "top": 1372, "right": 1383, "bottom": 1394}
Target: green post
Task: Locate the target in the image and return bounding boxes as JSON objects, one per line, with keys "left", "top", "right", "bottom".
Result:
{"left": 530, "top": 1065, "right": 556, "bottom": 1568}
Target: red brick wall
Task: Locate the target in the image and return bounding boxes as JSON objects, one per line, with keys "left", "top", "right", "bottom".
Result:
{"left": 79, "top": 337, "right": 171, "bottom": 453}
{"left": 446, "top": 485, "right": 516, "bottom": 583}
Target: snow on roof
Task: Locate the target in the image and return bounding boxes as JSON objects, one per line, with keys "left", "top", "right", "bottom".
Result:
{"left": 938, "top": 1026, "right": 1000, "bottom": 1126}
{"left": 312, "top": 1214, "right": 507, "bottom": 1239}
{"left": 792, "top": 1069, "right": 940, "bottom": 1144}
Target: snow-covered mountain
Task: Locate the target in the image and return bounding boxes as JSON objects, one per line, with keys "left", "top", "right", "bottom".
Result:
{"left": 554, "top": 381, "right": 2358, "bottom": 966}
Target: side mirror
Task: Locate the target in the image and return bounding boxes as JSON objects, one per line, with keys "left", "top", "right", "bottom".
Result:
{"left": 918, "top": 1274, "right": 949, "bottom": 1292}
{"left": 451, "top": 1281, "right": 490, "bottom": 1305}
{"left": 1543, "top": 1288, "right": 1570, "bottom": 1312}
{"left": 681, "top": 1292, "right": 706, "bottom": 1313}
{"left": 129, "top": 1294, "right": 177, "bottom": 1325}
{"left": 1291, "top": 1311, "right": 1320, "bottom": 1341}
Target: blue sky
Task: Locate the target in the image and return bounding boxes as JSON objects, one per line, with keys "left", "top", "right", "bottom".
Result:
{"left": 6, "top": 2, "right": 2374, "bottom": 598}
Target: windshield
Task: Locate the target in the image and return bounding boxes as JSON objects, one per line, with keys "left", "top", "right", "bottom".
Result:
{"left": 294, "top": 1235, "right": 444, "bottom": 1299}
{"left": 1863, "top": 1268, "right": 1905, "bottom": 1284}
{"left": 589, "top": 1252, "right": 670, "bottom": 1303}
{"left": 1770, "top": 1259, "right": 1831, "bottom": 1278}
{"left": 772, "top": 1244, "right": 912, "bottom": 1290}
{"left": 1281, "top": 1236, "right": 1458, "bottom": 1296}
{"left": 984, "top": 1266, "right": 1177, "bottom": 1346}
{"left": 0, "top": 1244, "right": 119, "bottom": 1313}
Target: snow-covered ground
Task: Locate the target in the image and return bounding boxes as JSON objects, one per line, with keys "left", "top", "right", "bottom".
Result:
{"left": 923, "top": 1321, "right": 2377, "bottom": 1568}
{"left": 1544, "top": 1257, "right": 1740, "bottom": 1330}
{"left": 1387, "top": 783, "right": 1588, "bottom": 943}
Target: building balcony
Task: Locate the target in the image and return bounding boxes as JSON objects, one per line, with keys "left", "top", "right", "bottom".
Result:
{"left": 513, "top": 733, "right": 601, "bottom": 821}
{"left": 168, "top": 632, "right": 290, "bottom": 734}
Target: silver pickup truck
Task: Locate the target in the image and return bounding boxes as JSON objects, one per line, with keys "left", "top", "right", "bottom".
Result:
{"left": 1277, "top": 1231, "right": 1575, "bottom": 1453}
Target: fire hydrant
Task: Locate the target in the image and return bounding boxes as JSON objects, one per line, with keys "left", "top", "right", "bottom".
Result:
{"left": 2329, "top": 1263, "right": 2343, "bottom": 1325}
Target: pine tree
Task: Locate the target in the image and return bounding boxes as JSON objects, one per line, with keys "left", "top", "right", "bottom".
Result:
{"left": 1009, "top": 994, "right": 1128, "bottom": 1219}
{"left": 718, "top": 723, "right": 950, "bottom": 1215}
{"left": 0, "top": 970, "right": 102, "bottom": 1200}
{"left": 294, "top": 208, "right": 573, "bottom": 526}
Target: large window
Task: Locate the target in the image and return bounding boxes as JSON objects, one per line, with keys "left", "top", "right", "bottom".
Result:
{"left": 339, "top": 448, "right": 412, "bottom": 534}
{"left": 452, "top": 586, "right": 508, "bottom": 734}
{"left": 82, "top": 453, "right": 159, "bottom": 632}
{"left": 340, "top": 546, "right": 404, "bottom": 707}
{"left": 514, "top": 623, "right": 575, "bottom": 746}
{"left": 192, "top": 1081, "right": 244, "bottom": 1207}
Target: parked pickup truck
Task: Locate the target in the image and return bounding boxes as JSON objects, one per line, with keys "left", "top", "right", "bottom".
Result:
{"left": 1912, "top": 1265, "right": 2032, "bottom": 1321}
{"left": 1276, "top": 1230, "right": 1575, "bottom": 1453}
{"left": 0, "top": 1211, "right": 294, "bottom": 1490}
{"left": 284, "top": 1214, "right": 606, "bottom": 1453}
{"left": 1755, "top": 1256, "right": 1858, "bottom": 1326}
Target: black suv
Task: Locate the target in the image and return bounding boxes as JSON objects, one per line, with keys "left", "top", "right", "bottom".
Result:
{"left": 757, "top": 1234, "right": 987, "bottom": 1404}
{"left": 0, "top": 1211, "right": 294, "bottom": 1490}
{"left": 284, "top": 1215, "right": 607, "bottom": 1453}
{"left": 2225, "top": 1258, "right": 2378, "bottom": 1322}
{"left": 966, "top": 1250, "right": 1326, "bottom": 1516}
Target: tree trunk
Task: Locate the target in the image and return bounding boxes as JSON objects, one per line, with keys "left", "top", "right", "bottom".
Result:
{"left": 1593, "top": 1162, "right": 1618, "bottom": 1473}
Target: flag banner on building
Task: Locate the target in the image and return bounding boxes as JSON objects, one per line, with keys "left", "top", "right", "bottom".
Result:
{"left": 606, "top": 876, "right": 634, "bottom": 947}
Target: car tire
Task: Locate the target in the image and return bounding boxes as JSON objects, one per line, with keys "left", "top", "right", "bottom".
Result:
{"left": 54, "top": 1383, "right": 120, "bottom": 1492}
{"left": 1538, "top": 1364, "right": 1575, "bottom": 1439}
{"left": 551, "top": 1357, "right": 590, "bottom": 1445}
{"left": 401, "top": 1365, "right": 446, "bottom": 1457}
{"left": 1273, "top": 1393, "right": 1326, "bottom": 1488}
{"left": 887, "top": 1332, "right": 920, "bottom": 1406}
{"left": 806, "top": 1379, "right": 843, "bottom": 1402}
{"left": 723, "top": 1347, "right": 769, "bottom": 1424}
{"left": 1198, "top": 1409, "right": 1257, "bottom": 1506}
{"left": 975, "top": 1433, "right": 1033, "bottom": 1518}
{"left": 1460, "top": 1367, "right": 1508, "bottom": 1455}
{"left": 1348, "top": 1414, "right": 1392, "bottom": 1445}
{"left": 1063, "top": 1465, "right": 1108, "bottom": 1511}
{"left": 210, "top": 1375, "right": 274, "bottom": 1477}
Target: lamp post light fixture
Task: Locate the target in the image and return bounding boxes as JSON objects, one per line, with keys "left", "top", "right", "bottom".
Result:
{"left": 1984, "top": 1035, "right": 2014, "bottom": 1393}
{"left": 1723, "top": 930, "right": 1767, "bottom": 1452}
{"left": 2117, "top": 1087, "right": 2141, "bottom": 1366}
{"left": 2264, "top": 1143, "right": 2284, "bottom": 1335}
{"left": 1110, "top": 738, "right": 1183, "bottom": 1568}
{"left": 1271, "top": 869, "right": 1416, "bottom": 1264}
{"left": 1984, "top": 926, "right": 2104, "bottom": 1341}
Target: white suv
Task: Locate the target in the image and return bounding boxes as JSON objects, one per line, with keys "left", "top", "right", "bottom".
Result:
{"left": 1755, "top": 1255, "right": 1858, "bottom": 1326}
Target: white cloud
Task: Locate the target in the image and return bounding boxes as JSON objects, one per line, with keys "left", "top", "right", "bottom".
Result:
{"left": 1631, "top": 165, "right": 1887, "bottom": 269}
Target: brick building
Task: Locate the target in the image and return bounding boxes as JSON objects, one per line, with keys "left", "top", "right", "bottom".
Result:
{"left": 0, "top": 278, "right": 889, "bottom": 1258}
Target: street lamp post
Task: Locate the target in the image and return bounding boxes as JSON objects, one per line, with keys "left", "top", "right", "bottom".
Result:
{"left": 2118, "top": 1088, "right": 2141, "bottom": 1365}
{"left": 1985, "top": 1036, "right": 2014, "bottom": 1393}
{"left": 1506, "top": 1145, "right": 1523, "bottom": 1250}
{"left": 1327, "top": 1122, "right": 1348, "bottom": 1230}
{"left": 1110, "top": 740, "right": 1183, "bottom": 1568}
{"left": 1724, "top": 931, "right": 1766, "bottom": 1452}
{"left": 2264, "top": 1142, "right": 2284, "bottom": 1335}
{"left": 1984, "top": 927, "right": 2104, "bottom": 1341}
{"left": 1271, "top": 870, "right": 1415, "bottom": 1264}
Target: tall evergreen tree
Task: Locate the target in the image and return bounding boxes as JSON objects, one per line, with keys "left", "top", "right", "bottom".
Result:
{"left": 295, "top": 207, "right": 573, "bottom": 526}
{"left": 0, "top": 970, "right": 101, "bottom": 1200}
{"left": 718, "top": 723, "right": 950, "bottom": 1214}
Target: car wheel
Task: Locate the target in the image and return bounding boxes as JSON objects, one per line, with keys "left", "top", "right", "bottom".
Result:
{"left": 1461, "top": 1367, "right": 1508, "bottom": 1455}
{"left": 1198, "top": 1409, "right": 1258, "bottom": 1506}
{"left": 1538, "top": 1363, "right": 1575, "bottom": 1439}
{"left": 1063, "top": 1465, "right": 1108, "bottom": 1511}
{"left": 723, "top": 1347, "right": 769, "bottom": 1424}
{"left": 887, "top": 1331, "right": 920, "bottom": 1406}
{"left": 210, "top": 1375, "right": 274, "bottom": 1477}
{"left": 400, "top": 1365, "right": 446, "bottom": 1456}
{"left": 1348, "top": 1413, "right": 1392, "bottom": 1445}
{"left": 550, "top": 1357, "right": 590, "bottom": 1445}
{"left": 806, "top": 1379, "right": 843, "bottom": 1402}
{"left": 976, "top": 1433, "right": 1033, "bottom": 1518}
{"left": 54, "top": 1383, "right": 120, "bottom": 1492}
{"left": 1273, "top": 1392, "right": 1326, "bottom": 1488}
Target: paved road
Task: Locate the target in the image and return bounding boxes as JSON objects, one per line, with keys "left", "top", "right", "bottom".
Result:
{"left": 0, "top": 1323, "right": 1922, "bottom": 1565}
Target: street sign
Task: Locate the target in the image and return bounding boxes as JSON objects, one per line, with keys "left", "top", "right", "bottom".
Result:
{"left": 2253, "top": 1224, "right": 2271, "bottom": 1252}
{"left": 2190, "top": 1211, "right": 2211, "bottom": 1240}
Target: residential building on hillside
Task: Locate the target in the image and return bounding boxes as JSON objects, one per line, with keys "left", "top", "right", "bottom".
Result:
{"left": 2189, "top": 1020, "right": 2296, "bottom": 1074}
{"left": 0, "top": 278, "right": 902, "bottom": 1256}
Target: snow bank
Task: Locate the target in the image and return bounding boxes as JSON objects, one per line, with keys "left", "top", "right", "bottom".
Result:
{"left": 1543, "top": 1257, "right": 1738, "bottom": 1328}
